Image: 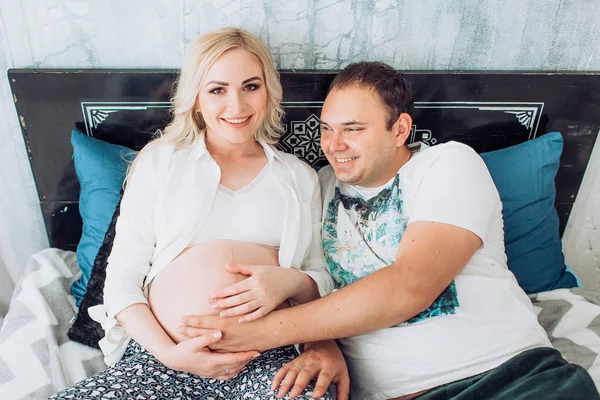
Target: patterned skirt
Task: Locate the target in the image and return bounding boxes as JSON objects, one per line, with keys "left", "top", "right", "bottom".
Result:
{"left": 50, "top": 341, "right": 332, "bottom": 400}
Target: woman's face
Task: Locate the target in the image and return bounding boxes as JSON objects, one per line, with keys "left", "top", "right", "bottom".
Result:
{"left": 197, "top": 48, "right": 268, "bottom": 146}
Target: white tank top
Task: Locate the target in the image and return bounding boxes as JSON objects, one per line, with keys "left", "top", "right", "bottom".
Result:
{"left": 191, "top": 163, "right": 286, "bottom": 248}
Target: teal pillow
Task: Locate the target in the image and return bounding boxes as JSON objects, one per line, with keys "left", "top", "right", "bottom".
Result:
{"left": 70, "top": 130, "right": 135, "bottom": 305}
{"left": 480, "top": 132, "right": 577, "bottom": 293}
{"left": 565, "top": 266, "right": 583, "bottom": 288}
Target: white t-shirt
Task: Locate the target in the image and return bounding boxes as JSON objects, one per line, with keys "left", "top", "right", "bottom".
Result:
{"left": 319, "top": 141, "right": 551, "bottom": 400}
{"left": 191, "top": 163, "right": 285, "bottom": 248}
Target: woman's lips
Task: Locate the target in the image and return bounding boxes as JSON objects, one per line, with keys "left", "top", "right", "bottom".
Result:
{"left": 221, "top": 115, "right": 253, "bottom": 128}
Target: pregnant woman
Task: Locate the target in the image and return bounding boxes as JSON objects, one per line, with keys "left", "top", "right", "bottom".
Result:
{"left": 51, "top": 27, "right": 337, "bottom": 399}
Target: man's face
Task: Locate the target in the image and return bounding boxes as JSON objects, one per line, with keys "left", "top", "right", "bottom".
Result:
{"left": 320, "top": 85, "right": 410, "bottom": 188}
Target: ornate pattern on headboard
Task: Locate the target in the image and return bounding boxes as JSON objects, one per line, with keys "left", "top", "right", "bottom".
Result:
{"left": 8, "top": 70, "right": 600, "bottom": 250}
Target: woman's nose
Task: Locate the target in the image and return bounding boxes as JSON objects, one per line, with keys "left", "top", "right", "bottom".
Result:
{"left": 227, "top": 92, "right": 244, "bottom": 114}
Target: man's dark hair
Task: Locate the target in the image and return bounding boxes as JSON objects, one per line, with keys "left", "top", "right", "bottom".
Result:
{"left": 328, "top": 62, "right": 414, "bottom": 130}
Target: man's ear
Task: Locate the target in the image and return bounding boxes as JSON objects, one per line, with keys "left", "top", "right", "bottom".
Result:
{"left": 393, "top": 113, "right": 413, "bottom": 147}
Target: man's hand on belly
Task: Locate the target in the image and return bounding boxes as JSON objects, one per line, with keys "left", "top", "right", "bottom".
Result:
{"left": 179, "top": 313, "right": 276, "bottom": 352}
{"left": 208, "top": 263, "right": 306, "bottom": 323}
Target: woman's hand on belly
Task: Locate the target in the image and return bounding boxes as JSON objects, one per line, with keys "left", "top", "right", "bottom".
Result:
{"left": 210, "top": 263, "right": 311, "bottom": 323}
{"left": 160, "top": 330, "right": 259, "bottom": 380}
{"left": 148, "top": 240, "right": 284, "bottom": 342}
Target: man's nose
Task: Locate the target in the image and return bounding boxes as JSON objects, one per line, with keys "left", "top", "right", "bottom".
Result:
{"left": 325, "top": 130, "right": 347, "bottom": 152}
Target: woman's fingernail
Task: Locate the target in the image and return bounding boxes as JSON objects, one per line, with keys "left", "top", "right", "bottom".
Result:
{"left": 219, "top": 311, "right": 227, "bottom": 317}
{"left": 180, "top": 317, "right": 186, "bottom": 324}
{"left": 213, "top": 331, "right": 222, "bottom": 339}
{"left": 211, "top": 304, "right": 218, "bottom": 309}
{"left": 177, "top": 326, "right": 183, "bottom": 333}
{"left": 252, "top": 353, "right": 261, "bottom": 359}
{"left": 238, "top": 317, "right": 245, "bottom": 323}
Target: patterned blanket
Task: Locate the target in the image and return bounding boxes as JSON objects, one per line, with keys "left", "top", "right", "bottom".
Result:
{"left": 529, "top": 288, "right": 600, "bottom": 389}
{"left": 0, "top": 249, "right": 105, "bottom": 400}
{"left": 0, "top": 249, "right": 599, "bottom": 399}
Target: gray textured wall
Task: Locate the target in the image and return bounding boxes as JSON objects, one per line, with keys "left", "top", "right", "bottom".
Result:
{"left": 0, "top": 0, "right": 599, "bottom": 311}
{"left": 3, "top": 1, "right": 600, "bottom": 70}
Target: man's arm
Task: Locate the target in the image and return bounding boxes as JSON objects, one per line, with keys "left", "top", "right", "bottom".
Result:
{"left": 181, "top": 145, "right": 495, "bottom": 351}
{"left": 181, "top": 220, "right": 481, "bottom": 351}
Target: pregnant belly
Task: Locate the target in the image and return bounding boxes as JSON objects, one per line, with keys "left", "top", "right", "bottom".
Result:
{"left": 148, "top": 239, "right": 285, "bottom": 343}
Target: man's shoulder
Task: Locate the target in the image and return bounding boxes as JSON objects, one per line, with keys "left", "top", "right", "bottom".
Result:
{"left": 438, "top": 141, "right": 478, "bottom": 156}
{"left": 411, "top": 141, "right": 483, "bottom": 173}
{"left": 418, "top": 141, "right": 478, "bottom": 159}
{"left": 317, "top": 164, "right": 335, "bottom": 183}
{"left": 317, "top": 165, "right": 336, "bottom": 189}
{"left": 317, "top": 165, "right": 336, "bottom": 203}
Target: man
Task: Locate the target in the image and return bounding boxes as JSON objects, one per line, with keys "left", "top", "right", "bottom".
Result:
{"left": 180, "top": 62, "right": 597, "bottom": 400}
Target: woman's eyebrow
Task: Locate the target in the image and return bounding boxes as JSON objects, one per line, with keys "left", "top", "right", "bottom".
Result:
{"left": 242, "top": 76, "right": 262, "bottom": 84}
{"left": 205, "top": 80, "right": 228, "bottom": 86}
{"left": 205, "top": 76, "right": 262, "bottom": 87}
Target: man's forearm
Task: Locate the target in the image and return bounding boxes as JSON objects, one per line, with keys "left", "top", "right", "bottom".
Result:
{"left": 185, "top": 222, "right": 479, "bottom": 353}
{"left": 260, "top": 221, "right": 479, "bottom": 349}
{"left": 262, "top": 262, "right": 429, "bottom": 349}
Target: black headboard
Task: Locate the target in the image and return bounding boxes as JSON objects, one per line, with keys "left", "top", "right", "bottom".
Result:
{"left": 7, "top": 70, "right": 600, "bottom": 250}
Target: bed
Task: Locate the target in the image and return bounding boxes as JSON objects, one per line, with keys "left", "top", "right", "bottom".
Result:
{"left": 1, "top": 69, "right": 600, "bottom": 399}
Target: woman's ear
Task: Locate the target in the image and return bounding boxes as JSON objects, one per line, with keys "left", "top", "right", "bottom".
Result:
{"left": 394, "top": 113, "right": 413, "bottom": 147}
{"left": 194, "top": 92, "right": 202, "bottom": 112}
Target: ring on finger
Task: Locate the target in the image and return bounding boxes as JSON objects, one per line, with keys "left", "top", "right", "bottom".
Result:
{"left": 295, "top": 364, "right": 304, "bottom": 371}
{"left": 225, "top": 369, "right": 230, "bottom": 375}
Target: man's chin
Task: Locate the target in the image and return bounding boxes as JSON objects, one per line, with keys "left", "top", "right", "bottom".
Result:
{"left": 333, "top": 170, "right": 359, "bottom": 185}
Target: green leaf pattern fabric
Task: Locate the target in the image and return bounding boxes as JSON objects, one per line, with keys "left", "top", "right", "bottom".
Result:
{"left": 322, "top": 174, "right": 459, "bottom": 325}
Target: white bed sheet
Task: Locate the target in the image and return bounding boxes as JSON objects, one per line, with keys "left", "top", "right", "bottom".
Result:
{"left": 1, "top": 248, "right": 599, "bottom": 399}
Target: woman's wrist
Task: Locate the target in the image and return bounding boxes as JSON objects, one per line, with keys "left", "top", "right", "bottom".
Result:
{"left": 285, "top": 268, "right": 306, "bottom": 298}
{"left": 287, "top": 269, "right": 319, "bottom": 303}
{"left": 155, "top": 342, "right": 177, "bottom": 367}
{"left": 138, "top": 332, "right": 177, "bottom": 366}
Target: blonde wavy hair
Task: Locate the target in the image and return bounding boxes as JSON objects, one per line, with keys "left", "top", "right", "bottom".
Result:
{"left": 125, "top": 27, "right": 284, "bottom": 184}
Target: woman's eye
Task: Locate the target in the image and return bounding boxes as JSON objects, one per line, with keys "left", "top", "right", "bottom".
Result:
{"left": 209, "top": 87, "right": 225, "bottom": 94}
{"left": 346, "top": 128, "right": 363, "bottom": 132}
{"left": 320, "top": 124, "right": 332, "bottom": 132}
{"left": 243, "top": 84, "right": 259, "bottom": 91}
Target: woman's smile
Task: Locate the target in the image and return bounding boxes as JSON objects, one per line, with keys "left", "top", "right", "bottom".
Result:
{"left": 221, "top": 114, "right": 253, "bottom": 128}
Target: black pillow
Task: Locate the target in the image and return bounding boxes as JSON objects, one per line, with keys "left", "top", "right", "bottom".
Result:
{"left": 67, "top": 192, "right": 123, "bottom": 348}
